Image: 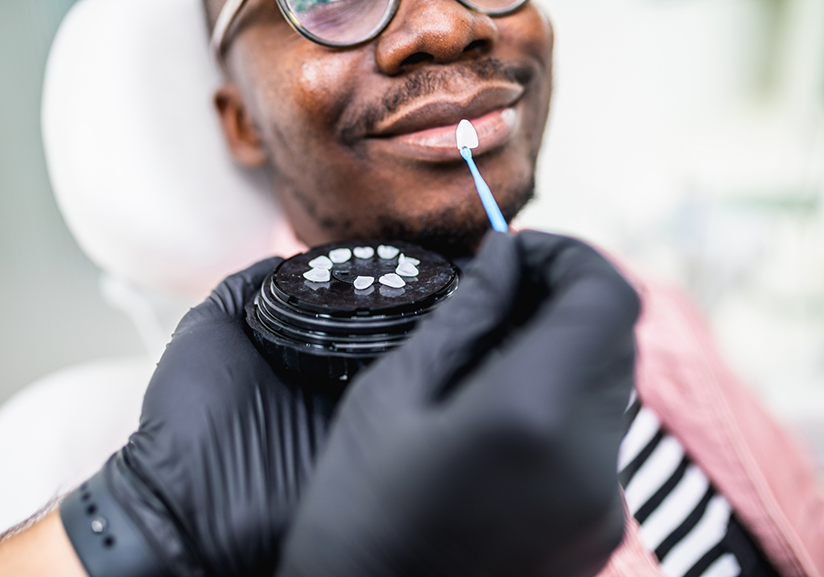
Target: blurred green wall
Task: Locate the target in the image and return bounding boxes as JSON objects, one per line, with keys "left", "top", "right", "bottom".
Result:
{"left": 0, "top": 0, "right": 142, "bottom": 405}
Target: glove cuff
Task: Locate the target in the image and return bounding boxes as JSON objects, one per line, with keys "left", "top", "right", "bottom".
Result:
{"left": 60, "top": 467, "right": 174, "bottom": 577}
{"left": 61, "top": 455, "right": 205, "bottom": 577}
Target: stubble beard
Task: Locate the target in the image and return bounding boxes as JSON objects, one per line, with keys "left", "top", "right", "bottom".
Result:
{"left": 364, "top": 177, "right": 535, "bottom": 258}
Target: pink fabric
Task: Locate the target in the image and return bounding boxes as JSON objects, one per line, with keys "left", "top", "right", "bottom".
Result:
{"left": 598, "top": 496, "right": 662, "bottom": 577}
{"left": 597, "top": 266, "right": 824, "bottom": 577}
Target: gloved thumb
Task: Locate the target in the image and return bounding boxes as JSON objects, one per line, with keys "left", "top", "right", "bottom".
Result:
{"left": 349, "top": 232, "right": 522, "bottom": 406}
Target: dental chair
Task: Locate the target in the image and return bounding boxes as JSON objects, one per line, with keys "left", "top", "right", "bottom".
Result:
{"left": 0, "top": 0, "right": 304, "bottom": 530}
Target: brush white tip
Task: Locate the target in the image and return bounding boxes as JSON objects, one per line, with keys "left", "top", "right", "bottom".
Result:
{"left": 456, "top": 119, "right": 479, "bottom": 150}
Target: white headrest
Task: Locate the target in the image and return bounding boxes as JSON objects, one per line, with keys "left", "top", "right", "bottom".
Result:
{"left": 42, "top": 0, "right": 305, "bottom": 299}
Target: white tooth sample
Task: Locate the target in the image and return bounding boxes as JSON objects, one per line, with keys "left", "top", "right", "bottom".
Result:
{"left": 308, "top": 255, "right": 333, "bottom": 269}
{"left": 399, "top": 254, "right": 420, "bottom": 267}
{"left": 304, "top": 268, "right": 331, "bottom": 283}
{"left": 354, "top": 276, "right": 374, "bottom": 290}
{"left": 456, "top": 119, "right": 479, "bottom": 150}
{"left": 395, "top": 261, "right": 419, "bottom": 277}
{"left": 379, "top": 274, "right": 406, "bottom": 289}
{"left": 329, "top": 248, "right": 352, "bottom": 263}
{"left": 378, "top": 245, "right": 400, "bottom": 260}
{"left": 353, "top": 246, "right": 375, "bottom": 259}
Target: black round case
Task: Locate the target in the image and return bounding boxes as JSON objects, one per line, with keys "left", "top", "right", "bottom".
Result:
{"left": 246, "top": 240, "right": 459, "bottom": 382}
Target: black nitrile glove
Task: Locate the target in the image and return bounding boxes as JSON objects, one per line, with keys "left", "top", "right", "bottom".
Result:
{"left": 60, "top": 257, "right": 343, "bottom": 577}
{"left": 278, "top": 231, "right": 640, "bottom": 577}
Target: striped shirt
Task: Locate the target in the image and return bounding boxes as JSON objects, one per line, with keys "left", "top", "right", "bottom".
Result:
{"left": 618, "top": 390, "right": 779, "bottom": 577}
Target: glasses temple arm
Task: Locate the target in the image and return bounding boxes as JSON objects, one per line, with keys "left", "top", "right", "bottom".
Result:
{"left": 210, "top": 0, "right": 250, "bottom": 64}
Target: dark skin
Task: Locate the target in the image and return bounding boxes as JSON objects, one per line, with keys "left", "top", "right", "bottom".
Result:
{"left": 211, "top": 0, "right": 554, "bottom": 256}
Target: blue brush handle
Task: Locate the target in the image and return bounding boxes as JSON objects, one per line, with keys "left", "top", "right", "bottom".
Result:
{"left": 461, "top": 147, "right": 508, "bottom": 233}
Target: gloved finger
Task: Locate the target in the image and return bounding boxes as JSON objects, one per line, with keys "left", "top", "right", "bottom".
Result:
{"left": 515, "top": 231, "right": 628, "bottom": 297}
{"left": 446, "top": 232, "right": 639, "bottom": 434}
{"left": 348, "top": 231, "right": 523, "bottom": 406}
{"left": 142, "top": 256, "right": 284, "bottom": 424}
{"left": 208, "top": 256, "right": 284, "bottom": 317}
{"left": 146, "top": 256, "right": 283, "bottom": 410}
{"left": 511, "top": 232, "right": 640, "bottom": 390}
{"left": 433, "top": 236, "right": 638, "bottom": 536}
{"left": 176, "top": 256, "right": 284, "bottom": 333}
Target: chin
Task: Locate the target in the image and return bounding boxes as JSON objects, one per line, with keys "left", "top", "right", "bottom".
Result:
{"left": 365, "top": 177, "right": 535, "bottom": 258}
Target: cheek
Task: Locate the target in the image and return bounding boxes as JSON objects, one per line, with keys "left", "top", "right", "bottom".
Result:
{"left": 257, "top": 53, "right": 366, "bottom": 170}
{"left": 237, "top": 30, "right": 358, "bottom": 140}
{"left": 292, "top": 56, "right": 352, "bottom": 122}
{"left": 500, "top": 6, "right": 554, "bottom": 149}
{"left": 500, "top": 5, "right": 554, "bottom": 68}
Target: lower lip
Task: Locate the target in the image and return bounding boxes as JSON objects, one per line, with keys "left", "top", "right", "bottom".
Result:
{"left": 372, "top": 107, "right": 520, "bottom": 162}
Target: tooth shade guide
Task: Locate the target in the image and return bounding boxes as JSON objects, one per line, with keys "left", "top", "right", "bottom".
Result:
{"left": 276, "top": 241, "right": 457, "bottom": 312}
{"left": 354, "top": 276, "right": 375, "bottom": 290}
{"left": 353, "top": 247, "right": 375, "bottom": 259}
{"left": 329, "top": 248, "right": 352, "bottom": 263}
{"left": 395, "top": 261, "right": 419, "bottom": 277}
{"left": 456, "top": 120, "right": 509, "bottom": 234}
{"left": 308, "top": 255, "right": 333, "bottom": 269}
{"left": 456, "top": 119, "right": 479, "bottom": 150}
{"left": 379, "top": 274, "right": 406, "bottom": 288}
{"left": 304, "top": 268, "right": 331, "bottom": 283}
{"left": 378, "top": 245, "right": 400, "bottom": 259}
{"left": 399, "top": 254, "right": 420, "bottom": 267}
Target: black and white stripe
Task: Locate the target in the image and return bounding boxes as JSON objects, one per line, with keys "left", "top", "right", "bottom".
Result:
{"left": 618, "top": 390, "right": 777, "bottom": 577}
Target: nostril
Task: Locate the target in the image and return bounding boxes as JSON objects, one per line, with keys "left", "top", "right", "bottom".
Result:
{"left": 463, "top": 40, "right": 488, "bottom": 54}
{"left": 400, "top": 52, "right": 434, "bottom": 68}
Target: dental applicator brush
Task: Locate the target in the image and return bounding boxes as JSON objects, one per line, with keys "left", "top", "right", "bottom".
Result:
{"left": 456, "top": 119, "right": 509, "bottom": 233}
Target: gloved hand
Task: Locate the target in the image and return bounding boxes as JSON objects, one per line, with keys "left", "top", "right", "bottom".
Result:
{"left": 60, "top": 257, "right": 343, "bottom": 577}
{"left": 278, "top": 231, "right": 640, "bottom": 577}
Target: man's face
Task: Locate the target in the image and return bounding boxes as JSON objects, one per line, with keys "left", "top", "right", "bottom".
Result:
{"left": 217, "top": 0, "right": 554, "bottom": 255}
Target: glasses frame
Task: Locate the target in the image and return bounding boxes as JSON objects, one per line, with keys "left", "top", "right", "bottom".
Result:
{"left": 211, "top": 0, "right": 529, "bottom": 65}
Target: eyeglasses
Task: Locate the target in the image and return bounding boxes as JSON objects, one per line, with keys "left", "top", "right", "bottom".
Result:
{"left": 211, "top": 0, "right": 529, "bottom": 63}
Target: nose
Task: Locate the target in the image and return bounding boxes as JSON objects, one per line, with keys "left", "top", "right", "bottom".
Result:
{"left": 375, "top": 0, "right": 499, "bottom": 75}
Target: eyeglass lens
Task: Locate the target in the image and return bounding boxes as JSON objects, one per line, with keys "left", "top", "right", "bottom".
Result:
{"left": 286, "top": 0, "right": 525, "bottom": 46}
{"left": 288, "top": 0, "right": 396, "bottom": 45}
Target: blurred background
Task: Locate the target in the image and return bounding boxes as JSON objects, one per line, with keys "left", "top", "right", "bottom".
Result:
{"left": 1, "top": 0, "right": 822, "bottom": 463}
{"left": 523, "top": 0, "right": 824, "bottom": 466}
{"left": 0, "top": 0, "right": 143, "bottom": 403}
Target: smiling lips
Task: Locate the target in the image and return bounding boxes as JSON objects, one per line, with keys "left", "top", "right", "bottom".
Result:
{"left": 368, "top": 83, "right": 524, "bottom": 162}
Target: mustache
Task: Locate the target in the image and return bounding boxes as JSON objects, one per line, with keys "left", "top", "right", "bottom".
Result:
{"left": 339, "top": 58, "right": 534, "bottom": 141}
